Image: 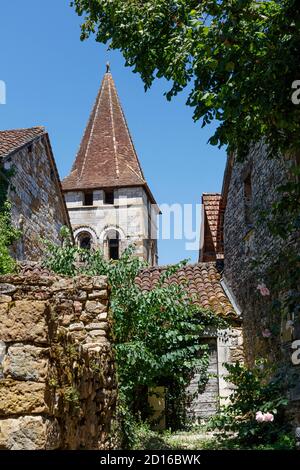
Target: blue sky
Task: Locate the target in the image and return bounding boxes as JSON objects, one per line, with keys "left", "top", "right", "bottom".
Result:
{"left": 0, "top": 1, "right": 227, "bottom": 265}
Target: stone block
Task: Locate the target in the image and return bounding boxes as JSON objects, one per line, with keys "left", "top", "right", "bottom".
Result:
{"left": 0, "top": 283, "right": 16, "bottom": 295}
{"left": 87, "top": 330, "right": 106, "bottom": 337}
{"left": 93, "top": 276, "right": 107, "bottom": 290}
{"left": 51, "top": 278, "right": 75, "bottom": 291}
{"left": 0, "top": 295, "right": 12, "bottom": 303}
{"left": 86, "top": 322, "right": 108, "bottom": 331}
{"left": 0, "top": 301, "right": 49, "bottom": 343}
{"left": 85, "top": 301, "right": 106, "bottom": 315}
{"left": 0, "top": 416, "right": 60, "bottom": 450}
{"left": 96, "top": 312, "right": 108, "bottom": 321}
{"left": 88, "top": 290, "right": 108, "bottom": 300}
{"left": 0, "top": 380, "right": 48, "bottom": 416}
{"left": 3, "top": 344, "right": 48, "bottom": 382}
{"left": 68, "top": 322, "right": 85, "bottom": 331}
{"left": 0, "top": 341, "right": 6, "bottom": 365}
{"left": 75, "top": 276, "right": 93, "bottom": 291}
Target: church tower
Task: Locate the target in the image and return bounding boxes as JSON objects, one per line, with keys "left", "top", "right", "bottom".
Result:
{"left": 62, "top": 66, "right": 159, "bottom": 265}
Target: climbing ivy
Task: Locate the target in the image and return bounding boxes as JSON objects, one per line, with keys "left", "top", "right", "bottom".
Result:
{"left": 0, "top": 165, "right": 21, "bottom": 274}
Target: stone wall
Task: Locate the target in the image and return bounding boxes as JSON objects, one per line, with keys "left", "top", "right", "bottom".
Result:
{"left": 3, "top": 134, "right": 71, "bottom": 261}
{"left": 64, "top": 186, "right": 159, "bottom": 265}
{"left": 223, "top": 142, "right": 300, "bottom": 418}
{"left": 223, "top": 142, "right": 290, "bottom": 362}
{"left": 0, "top": 271, "right": 117, "bottom": 450}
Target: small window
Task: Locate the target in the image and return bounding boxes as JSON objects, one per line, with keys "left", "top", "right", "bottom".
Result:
{"left": 84, "top": 192, "right": 93, "bottom": 206}
{"left": 109, "top": 236, "right": 119, "bottom": 260}
{"left": 104, "top": 190, "right": 114, "bottom": 205}
{"left": 77, "top": 232, "right": 92, "bottom": 250}
{"left": 244, "top": 174, "right": 253, "bottom": 227}
{"left": 27, "top": 144, "right": 33, "bottom": 154}
{"left": 105, "top": 229, "right": 120, "bottom": 260}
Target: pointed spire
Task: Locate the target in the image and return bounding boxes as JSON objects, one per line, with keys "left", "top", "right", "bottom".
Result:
{"left": 62, "top": 68, "right": 150, "bottom": 193}
{"left": 106, "top": 61, "right": 111, "bottom": 73}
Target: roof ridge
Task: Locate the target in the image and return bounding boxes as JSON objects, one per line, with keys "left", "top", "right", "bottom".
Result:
{"left": 0, "top": 126, "right": 45, "bottom": 133}
{"left": 62, "top": 68, "right": 151, "bottom": 195}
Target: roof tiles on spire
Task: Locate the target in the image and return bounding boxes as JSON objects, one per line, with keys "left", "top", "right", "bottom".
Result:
{"left": 62, "top": 69, "right": 148, "bottom": 192}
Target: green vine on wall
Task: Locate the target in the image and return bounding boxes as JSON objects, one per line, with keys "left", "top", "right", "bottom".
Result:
{"left": 0, "top": 164, "right": 21, "bottom": 274}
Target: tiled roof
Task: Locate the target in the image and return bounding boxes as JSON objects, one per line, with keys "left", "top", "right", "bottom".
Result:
{"left": 136, "top": 262, "right": 237, "bottom": 319}
{"left": 200, "top": 193, "right": 224, "bottom": 262}
{"left": 0, "top": 127, "right": 45, "bottom": 157}
{"left": 62, "top": 69, "right": 150, "bottom": 194}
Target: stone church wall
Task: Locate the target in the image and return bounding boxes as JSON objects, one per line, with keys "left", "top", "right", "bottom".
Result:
{"left": 0, "top": 272, "right": 117, "bottom": 450}
{"left": 4, "top": 136, "right": 70, "bottom": 261}
{"left": 64, "top": 186, "right": 158, "bottom": 263}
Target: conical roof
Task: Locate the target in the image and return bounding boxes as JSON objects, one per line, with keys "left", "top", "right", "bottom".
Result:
{"left": 62, "top": 67, "right": 149, "bottom": 192}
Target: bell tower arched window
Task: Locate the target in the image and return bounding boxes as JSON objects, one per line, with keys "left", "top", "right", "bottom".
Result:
{"left": 104, "top": 229, "right": 120, "bottom": 260}
{"left": 77, "top": 232, "right": 92, "bottom": 250}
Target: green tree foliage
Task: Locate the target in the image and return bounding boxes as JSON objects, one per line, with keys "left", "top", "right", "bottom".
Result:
{"left": 71, "top": 0, "right": 300, "bottom": 159}
{"left": 44, "top": 233, "right": 225, "bottom": 443}
{"left": 0, "top": 166, "right": 21, "bottom": 274}
{"left": 0, "top": 202, "right": 20, "bottom": 274}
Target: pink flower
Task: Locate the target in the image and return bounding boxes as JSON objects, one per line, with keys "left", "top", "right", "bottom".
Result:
{"left": 255, "top": 411, "right": 274, "bottom": 423}
{"left": 255, "top": 411, "right": 265, "bottom": 423}
{"left": 262, "top": 328, "right": 272, "bottom": 338}
{"left": 257, "top": 283, "right": 270, "bottom": 296}
{"left": 264, "top": 412, "right": 274, "bottom": 422}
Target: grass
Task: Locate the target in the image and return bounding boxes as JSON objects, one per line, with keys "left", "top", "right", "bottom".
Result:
{"left": 131, "top": 424, "right": 296, "bottom": 450}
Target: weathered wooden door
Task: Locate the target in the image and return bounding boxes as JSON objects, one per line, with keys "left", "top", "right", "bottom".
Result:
{"left": 186, "top": 338, "right": 219, "bottom": 423}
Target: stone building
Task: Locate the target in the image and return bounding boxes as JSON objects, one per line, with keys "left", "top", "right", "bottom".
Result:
{"left": 0, "top": 127, "right": 72, "bottom": 261}
{"left": 137, "top": 262, "right": 243, "bottom": 424}
{"left": 62, "top": 66, "right": 159, "bottom": 265}
{"left": 200, "top": 142, "right": 300, "bottom": 424}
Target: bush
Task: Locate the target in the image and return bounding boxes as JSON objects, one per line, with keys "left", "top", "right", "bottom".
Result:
{"left": 44, "top": 231, "right": 226, "bottom": 446}
{"left": 0, "top": 202, "right": 21, "bottom": 274}
{"left": 208, "top": 361, "right": 294, "bottom": 448}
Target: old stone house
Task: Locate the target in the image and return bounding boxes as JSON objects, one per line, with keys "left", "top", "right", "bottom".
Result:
{"left": 137, "top": 262, "right": 243, "bottom": 424}
{"left": 0, "top": 127, "right": 72, "bottom": 261}
{"left": 200, "top": 142, "right": 300, "bottom": 426}
{"left": 62, "top": 66, "right": 159, "bottom": 265}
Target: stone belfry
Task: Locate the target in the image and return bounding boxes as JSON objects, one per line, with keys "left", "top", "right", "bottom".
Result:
{"left": 62, "top": 65, "right": 159, "bottom": 265}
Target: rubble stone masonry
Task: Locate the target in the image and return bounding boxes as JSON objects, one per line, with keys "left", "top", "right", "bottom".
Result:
{"left": 223, "top": 142, "right": 300, "bottom": 425}
{"left": 0, "top": 272, "right": 117, "bottom": 450}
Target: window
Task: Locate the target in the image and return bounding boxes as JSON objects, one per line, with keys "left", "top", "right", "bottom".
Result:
{"left": 244, "top": 174, "right": 253, "bottom": 227}
{"left": 84, "top": 192, "right": 93, "bottom": 206}
{"left": 77, "top": 232, "right": 92, "bottom": 250}
{"left": 104, "top": 190, "right": 114, "bottom": 205}
{"left": 27, "top": 144, "right": 33, "bottom": 154}
{"left": 105, "top": 229, "right": 120, "bottom": 260}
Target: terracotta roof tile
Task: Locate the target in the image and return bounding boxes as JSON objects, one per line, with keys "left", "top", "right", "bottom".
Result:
{"left": 200, "top": 193, "right": 225, "bottom": 262}
{"left": 0, "top": 127, "right": 45, "bottom": 157}
{"left": 136, "top": 262, "right": 238, "bottom": 319}
{"left": 62, "top": 70, "right": 156, "bottom": 204}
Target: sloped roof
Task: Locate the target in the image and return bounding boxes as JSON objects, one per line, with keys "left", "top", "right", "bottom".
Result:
{"left": 136, "top": 262, "right": 237, "bottom": 319}
{"left": 62, "top": 69, "right": 153, "bottom": 196}
{"left": 0, "top": 127, "right": 45, "bottom": 157}
{"left": 200, "top": 193, "right": 224, "bottom": 262}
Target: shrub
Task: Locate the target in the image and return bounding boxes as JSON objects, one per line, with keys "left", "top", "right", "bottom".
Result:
{"left": 44, "top": 231, "right": 226, "bottom": 446}
{"left": 208, "top": 360, "right": 293, "bottom": 447}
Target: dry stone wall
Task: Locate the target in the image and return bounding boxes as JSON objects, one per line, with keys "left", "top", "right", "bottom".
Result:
{"left": 0, "top": 271, "right": 117, "bottom": 450}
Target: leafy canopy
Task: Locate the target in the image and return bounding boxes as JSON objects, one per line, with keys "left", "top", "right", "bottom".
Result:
{"left": 71, "top": 0, "right": 300, "bottom": 159}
